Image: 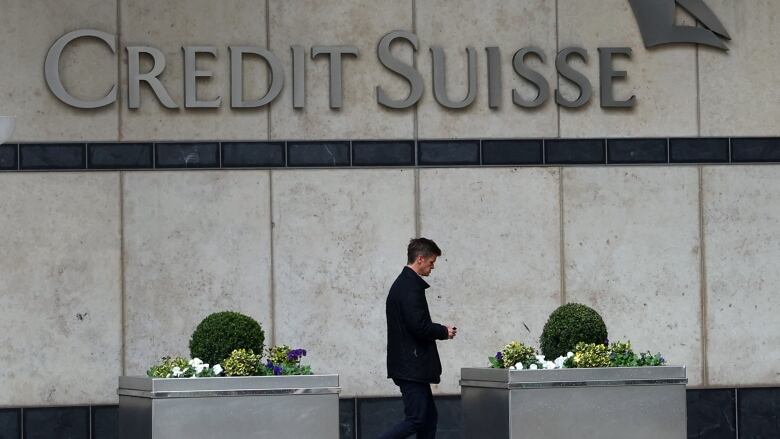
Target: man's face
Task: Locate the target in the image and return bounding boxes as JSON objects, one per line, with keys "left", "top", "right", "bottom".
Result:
{"left": 417, "top": 255, "right": 437, "bottom": 277}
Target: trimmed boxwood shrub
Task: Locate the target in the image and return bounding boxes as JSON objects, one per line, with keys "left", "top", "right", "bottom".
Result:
{"left": 189, "top": 311, "right": 265, "bottom": 366}
{"left": 540, "top": 303, "right": 608, "bottom": 360}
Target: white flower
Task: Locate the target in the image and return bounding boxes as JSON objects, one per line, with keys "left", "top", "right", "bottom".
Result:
{"left": 529, "top": 364, "right": 538, "bottom": 370}
{"left": 543, "top": 361, "right": 556, "bottom": 370}
{"left": 213, "top": 364, "right": 223, "bottom": 375}
{"left": 509, "top": 365, "right": 516, "bottom": 370}
{"left": 194, "top": 362, "right": 209, "bottom": 374}
{"left": 566, "top": 352, "right": 574, "bottom": 358}
{"left": 172, "top": 366, "right": 183, "bottom": 377}
{"left": 514, "top": 362, "right": 523, "bottom": 370}
{"left": 554, "top": 356, "right": 567, "bottom": 368}
{"left": 189, "top": 358, "right": 203, "bottom": 367}
{"left": 535, "top": 355, "right": 546, "bottom": 362}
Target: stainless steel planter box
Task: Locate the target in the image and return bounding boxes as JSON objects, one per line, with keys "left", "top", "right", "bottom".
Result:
{"left": 118, "top": 375, "right": 340, "bottom": 439}
{"left": 460, "top": 366, "right": 687, "bottom": 439}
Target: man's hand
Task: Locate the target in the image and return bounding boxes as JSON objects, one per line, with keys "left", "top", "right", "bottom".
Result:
{"left": 446, "top": 326, "right": 458, "bottom": 339}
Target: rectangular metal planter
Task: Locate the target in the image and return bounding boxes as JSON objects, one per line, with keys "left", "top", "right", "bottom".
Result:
{"left": 118, "top": 375, "right": 340, "bottom": 439}
{"left": 460, "top": 366, "right": 687, "bottom": 439}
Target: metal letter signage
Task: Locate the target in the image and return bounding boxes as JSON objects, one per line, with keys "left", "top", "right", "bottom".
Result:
{"left": 44, "top": 29, "right": 117, "bottom": 109}
{"left": 45, "top": 11, "right": 732, "bottom": 113}
{"left": 628, "top": 0, "right": 731, "bottom": 50}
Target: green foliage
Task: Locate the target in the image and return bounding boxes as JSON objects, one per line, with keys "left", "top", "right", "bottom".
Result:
{"left": 223, "top": 349, "right": 265, "bottom": 376}
{"left": 265, "top": 346, "right": 312, "bottom": 376}
{"left": 539, "top": 303, "right": 608, "bottom": 360}
{"left": 609, "top": 341, "right": 639, "bottom": 367}
{"left": 147, "top": 356, "right": 189, "bottom": 378}
{"left": 607, "top": 341, "right": 666, "bottom": 367}
{"left": 146, "top": 356, "right": 221, "bottom": 378}
{"left": 267, "top": 345, "right": 293, "bottom": 365}
{"left": 636, "top": 351, "right": 665, "bottom": 366}
{"left": 488, "top": 341, "right": 540, "bottom": 369}
{"left": 189, "top": 311, "right": 265, "bottom": 366}
{"left": 571, "top": 342, "right": 611, "bottom": 368}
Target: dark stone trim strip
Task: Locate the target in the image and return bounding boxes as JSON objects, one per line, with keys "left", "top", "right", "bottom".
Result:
{"left": 545, "top": 139, "right": 606, "bottom": 164}
{"left": 287, "top": 141, "right": 350, "bottom": 167}
{"left": 88, "top": 143, "right": 153, "bottom": 169}
{"left": 670, "top": 138, "right": 730, "bottom": 163}
{"left": 482, "top": 139, "right": 543, "bottom": 165}
{"left": 155, "top": 142, "right": 220, "bottom": 169}
{"left": 0, "top": 408, "right": 21, "bottom": 439}
{"left": 731, "top": 137, "right": 780, "bottom": 163}
{"left": 0, "top": 144, "right": 18, "bottom": 170}
{"left": 419, "top": 140, "right": 480, "bottom": 166}
{"left": 607, "top": 138, "right": 668, "bottom": 164}
{"left": 3, "top": 137, "right": 780, "bottom": 171}
{"left": 19, "top": 143, "right": 86, "bottom": 170}
{"left": 222, "top": 142, "right": 286, "bottom": 168}
{"left": 353, "top": 141, "right": 415, "bottom": 167}
{"left": 23, "top": 406, "right": 90, "bottom": 439}
{"left": 737, "top": 387, "right": 780, "bottom": 438}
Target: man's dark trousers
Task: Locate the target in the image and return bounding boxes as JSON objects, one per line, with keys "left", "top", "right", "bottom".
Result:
{"left": 378, "top": 379, "right": 437, "bottom": 439}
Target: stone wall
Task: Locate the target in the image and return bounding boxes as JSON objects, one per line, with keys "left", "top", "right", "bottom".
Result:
{"left": 1, "top": 0, "right": 779, "bottom": 407}
{"left": 1, "top": 164, "right": 779, "bottom": 405}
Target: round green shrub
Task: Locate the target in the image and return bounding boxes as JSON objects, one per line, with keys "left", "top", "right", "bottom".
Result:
{"left": 539, "top": 303, "right": 608, "bottom": 360}
{"left": 189, "top": 311, "right": 265, "bottom": 366}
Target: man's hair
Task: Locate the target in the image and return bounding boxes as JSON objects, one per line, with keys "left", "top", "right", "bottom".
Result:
{"left": 407, "top": 237, "right": 442, "bottom": 264}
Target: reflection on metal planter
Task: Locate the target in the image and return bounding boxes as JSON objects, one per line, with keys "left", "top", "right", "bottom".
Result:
{"left": 460, "top": 366, "right": 687, "bottom": 439}
{"left": 118, "top": 375, "right": 341, "bottom": 439}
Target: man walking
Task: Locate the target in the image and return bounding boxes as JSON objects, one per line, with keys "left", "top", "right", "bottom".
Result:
{"left": 379, "top": 238, "right": 457, "bottom": 439}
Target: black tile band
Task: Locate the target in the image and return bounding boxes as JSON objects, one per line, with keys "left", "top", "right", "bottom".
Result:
{"left": 607, "top": 138, "right": 668, "bottom": 164}
{"left": 20, "top": 144, "right": 86, "bottom": 170}
{"left": 4, "top": 137, "right": 780, "bottom": 171}
{"left": 0, "top": 144, "right": 17, "bottom": 170}
{"left": 482, "top": 139, "right": 543, "bottom": 165}
{"left": 0, "top": 409, "right": 21, "bottom": 439}
{"left": 732, "top": 138, "right": 780, "bottom": 163}
{"left": 670, "top": 138, "right": 729, "bottom": 163}
{"left": 287, "top": 141, "right": 350, "bottom": 167}
{"left": 546, "top": 139, "right": 606, "bottom": 164}
{"left": 419, "top": 140, "right": 480, "bottom": 166}
{"left": 156, "top": 142, "right": 219, "bottom": 168}
{"left": 222, "top": 142, "right": 285, "bottom": 168}
{"left": 353, "top": 141, "right": 415, "bottom": 167}
{"left": 88, "top": 143, "right": 153, "bottom": 169}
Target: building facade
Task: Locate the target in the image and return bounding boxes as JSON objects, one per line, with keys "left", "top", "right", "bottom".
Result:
{"left": 0, "top": 0, "right": 778, "bottom": 437}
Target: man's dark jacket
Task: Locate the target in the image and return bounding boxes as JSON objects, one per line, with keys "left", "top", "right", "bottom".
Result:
{"left": 386, "top": 266, "right": 449, "bottom": 384}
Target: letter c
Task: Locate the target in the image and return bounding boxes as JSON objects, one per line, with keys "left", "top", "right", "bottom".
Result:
{"left": 45, "top": 29, "right": 117, "bottom": 109}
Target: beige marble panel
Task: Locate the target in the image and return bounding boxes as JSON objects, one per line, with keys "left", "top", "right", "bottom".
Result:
{"left": 0, "top": 0, "right": 118, "bottom": 141}
{"left": 268, "top": 0, "right": 414, "bottom": 140}
{"left": 272, "top": 170, "right": 416, "bottom": 397}
{"left": 703, "top": 166, "right": 780, "bottom": 386}
{"left": 563, "top": 167, "right": 703, "bottom": 385}
{"left": 123, "top": 171, "right": 273, "bottom": 375}
{"left": 558, "top": 0, "right": 698, "bottom": 137}
{"left": 0, "top": 173, "right": 121, "bottom": 405}
{"left": 120, "top": 0, "right": 269, "bottom": 140}
{"left": 419, "top": 168, "right": 562, "bottom": 393}
{"left": 700, "top": 0, "right": 780, "bottom": 136}
{"left": 416, "top": 0, "right": 558, "bottom": 138}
